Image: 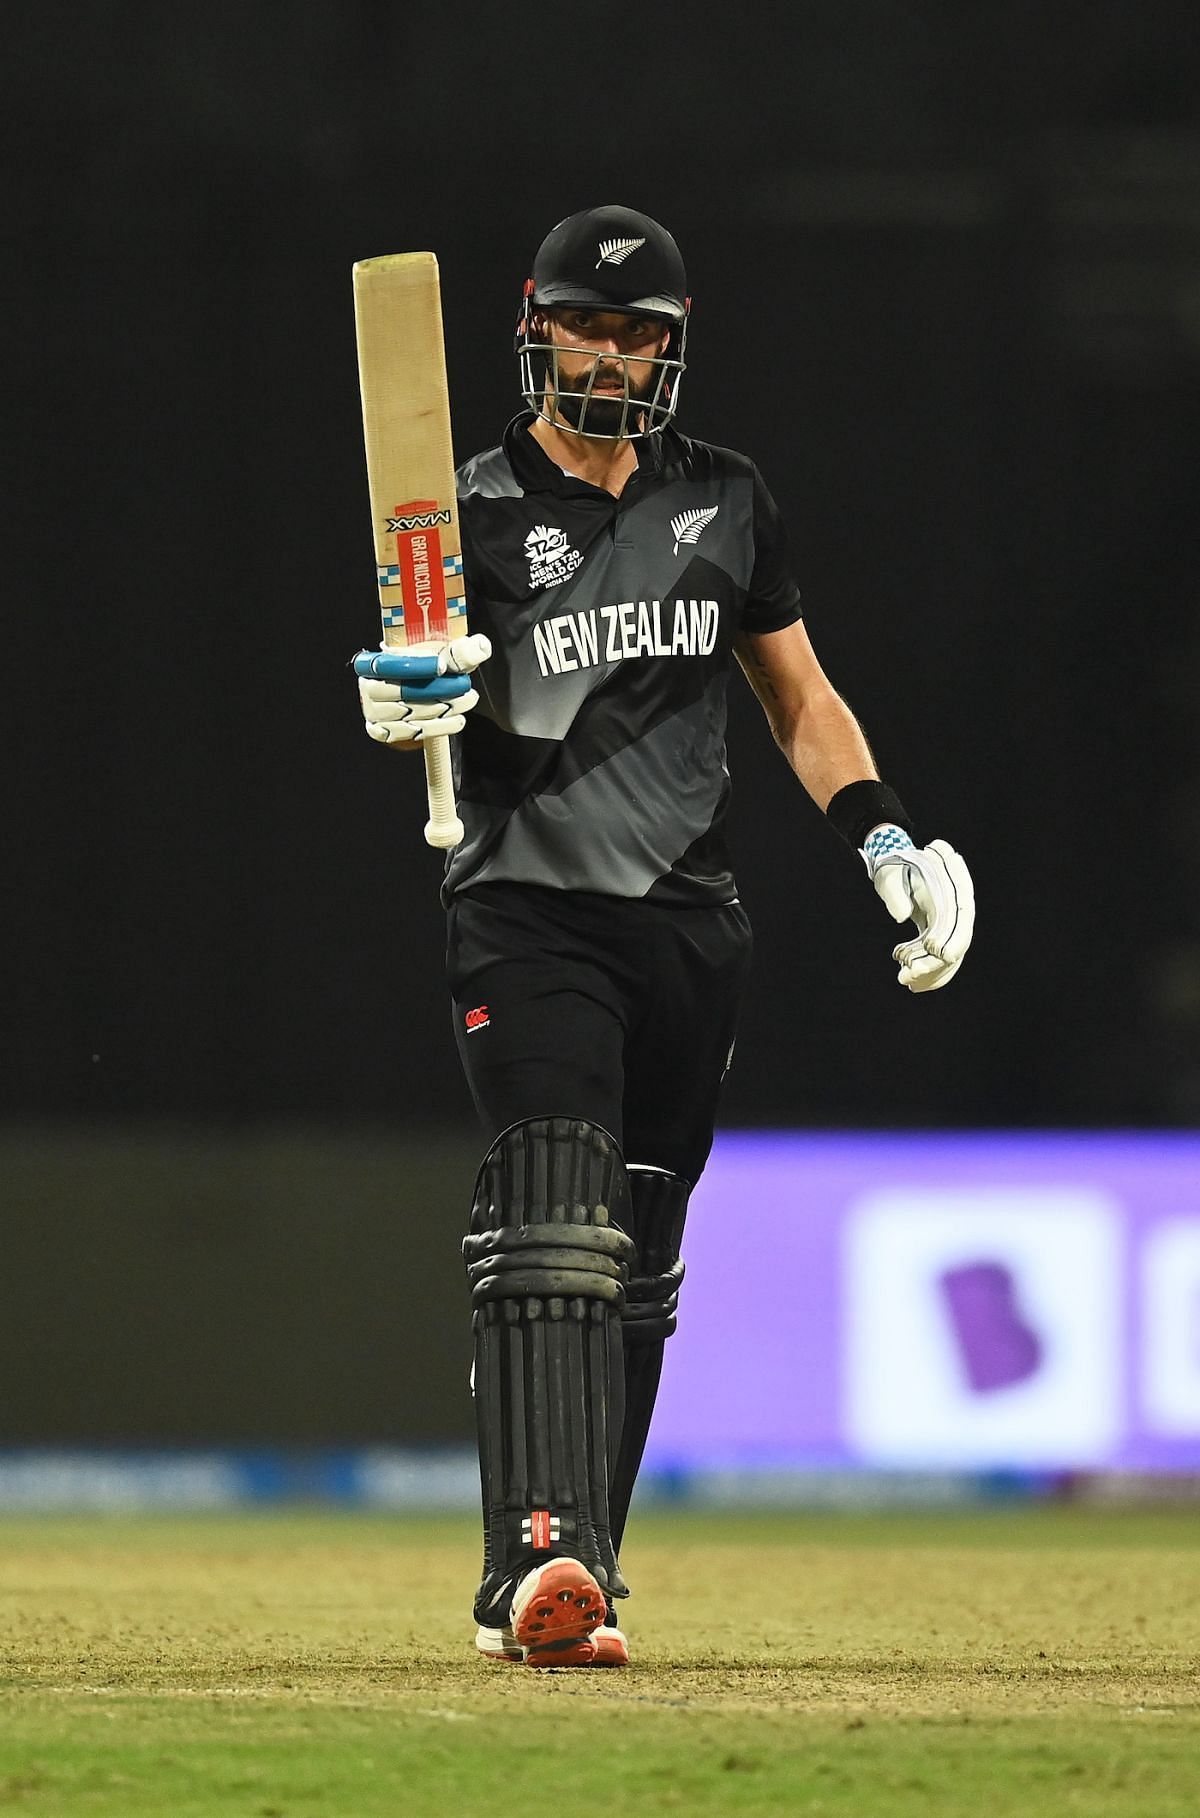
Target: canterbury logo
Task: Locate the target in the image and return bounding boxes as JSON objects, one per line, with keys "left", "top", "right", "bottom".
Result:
{"left": 387, "top": 505, "right": 452, "bottom": 533}
{"left": 671, "top": 506, "right": 720, "bottom": 555}
{"left": 596, "top": 236, "right": 646, "bottom": 267}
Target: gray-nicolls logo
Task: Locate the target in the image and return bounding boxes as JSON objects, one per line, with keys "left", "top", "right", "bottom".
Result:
{"left": 596, "top": 237, "right": 646, "bottom": 268}
{"left": 670, "top": 505, "right": 720, "bottom": 556}
{"left": 525, "top": 522, "right": 584, "bottom": 591}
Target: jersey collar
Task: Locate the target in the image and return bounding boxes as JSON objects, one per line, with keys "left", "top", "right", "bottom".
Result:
{"left": 503, "top": 411, "right": 678, "bottom": 499}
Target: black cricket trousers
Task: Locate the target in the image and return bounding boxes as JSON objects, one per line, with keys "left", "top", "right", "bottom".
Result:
{"left": 446, "top": 882, "right": 753, "bottom": 1185}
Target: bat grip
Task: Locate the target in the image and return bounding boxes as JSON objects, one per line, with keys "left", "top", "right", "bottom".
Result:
{"left": 422, "top": 734, "right": 463, "bottom": 849}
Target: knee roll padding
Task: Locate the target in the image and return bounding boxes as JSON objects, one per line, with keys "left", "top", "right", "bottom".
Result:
{"left": 464, "top": 1115, "right": 635, "bottom": 1307}
{"left": 622, "top": 1166, "right": 690, "bottom": 1342}
{"left": 464, "top": 1117, "right": 635, "bottom": 1620}
{"left": 465, "top": 1223, "right": 633, "bottom": 1306}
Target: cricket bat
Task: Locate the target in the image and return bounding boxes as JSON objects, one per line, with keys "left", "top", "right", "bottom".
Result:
{"left": 353, "top": 252, "right": 469, "bottom": 848}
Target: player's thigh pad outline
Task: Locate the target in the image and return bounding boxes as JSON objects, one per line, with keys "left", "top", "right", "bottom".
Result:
{"left": 609, "top": 1163, "right": 691, "bottom": 1556}
{"left": 463, "top": 1117, "right": 635, "bottom": 1622}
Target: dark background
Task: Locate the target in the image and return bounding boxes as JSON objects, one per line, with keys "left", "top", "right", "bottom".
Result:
{"left": 5, "top": 1, "right": 1199, "bottom": 1441}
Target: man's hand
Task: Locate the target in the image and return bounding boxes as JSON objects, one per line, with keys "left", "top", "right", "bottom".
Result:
{"left": 354, "top": 634, "right": 491, "bottom": 746}
{"left": 863, "top": 826, "right": 975, "bottom": 993}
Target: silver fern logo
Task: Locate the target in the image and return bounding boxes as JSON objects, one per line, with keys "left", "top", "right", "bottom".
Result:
{"left": 671, "top": 506, "right": 720, "bottom": 556}
{"left": 596, "top": 236, "right": 646, "bottom": 268}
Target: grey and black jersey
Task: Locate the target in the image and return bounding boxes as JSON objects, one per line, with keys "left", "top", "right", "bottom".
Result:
{"left": 442, "top": 413, "right": 803, "bottom": 907}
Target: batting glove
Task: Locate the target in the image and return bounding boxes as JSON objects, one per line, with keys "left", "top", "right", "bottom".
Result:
{"left": 353, "top": 634, "right": 491, "bottom": 745}
{"left": 863, "top": 825, "right": 975, "bottom": 994}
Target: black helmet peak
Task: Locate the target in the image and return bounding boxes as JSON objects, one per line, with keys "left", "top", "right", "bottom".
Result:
{"left": 531, "top": 205, "right": 688, "bottom": 323}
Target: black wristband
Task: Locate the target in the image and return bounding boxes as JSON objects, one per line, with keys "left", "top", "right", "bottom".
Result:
{"left": 825, "top": 780, "right": 914, "bottom": 850}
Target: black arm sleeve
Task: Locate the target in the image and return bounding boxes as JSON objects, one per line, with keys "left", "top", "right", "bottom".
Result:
{"left": 742, "top": 466, "right": 804, "bottom": 634}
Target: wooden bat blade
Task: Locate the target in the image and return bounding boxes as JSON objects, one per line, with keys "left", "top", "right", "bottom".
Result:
{"left": 353, "top": 251, "right": 467, "bottom": 848}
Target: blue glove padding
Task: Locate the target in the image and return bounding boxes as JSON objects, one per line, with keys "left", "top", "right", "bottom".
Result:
{"left": 354, "top": 649, "right": 440, "bottom": 682}
{"left": 352, "top": 649, "right": 472, "bottom": 703}
{"left": 355, "top": 632, "right": 492, "bottom": 747}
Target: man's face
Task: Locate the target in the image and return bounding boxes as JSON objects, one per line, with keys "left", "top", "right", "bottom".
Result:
{"left": 537, "top": 307, "right": 672, "bottom": 438}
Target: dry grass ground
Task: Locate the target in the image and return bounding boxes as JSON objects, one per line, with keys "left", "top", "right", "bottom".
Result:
{"left": 1, "top": 1507, "right": 1197, "bottom": 1813}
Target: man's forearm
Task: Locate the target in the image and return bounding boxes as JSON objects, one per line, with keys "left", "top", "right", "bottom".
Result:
{"left": 733, "top": 628, "right": 884, "bottom": 816}
{"left": 778, "top": 685, "right": 879, "bottom": 812}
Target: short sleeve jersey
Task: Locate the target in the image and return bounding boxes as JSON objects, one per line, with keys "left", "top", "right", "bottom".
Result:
{"left": 441, "top": 413, "right": 803, "bottom": 907}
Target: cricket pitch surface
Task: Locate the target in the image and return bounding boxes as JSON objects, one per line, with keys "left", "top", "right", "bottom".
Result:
{"left": 2, "top": 1507, "right": 1197, "bottom": 1814}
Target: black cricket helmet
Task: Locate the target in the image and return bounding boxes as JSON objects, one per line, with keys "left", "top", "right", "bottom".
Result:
{"left": 517, "top": 204, "right": 690, "bottom": 440}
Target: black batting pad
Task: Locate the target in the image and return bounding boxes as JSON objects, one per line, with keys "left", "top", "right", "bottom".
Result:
{"left": 608, "top": 1165, "right": 691, "bottom": 1557}
{"left": 463, "top": 1117, "right": 635, "bottom": 1623}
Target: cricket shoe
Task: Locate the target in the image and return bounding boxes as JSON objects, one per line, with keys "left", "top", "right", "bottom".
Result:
{"left": 475, "top": 1615, "right": 630, "bottom": 1668}
{"left": 475, "top": 1627, "right": 630, "bottom": 1667}
{"left": 474, "top": 1558, "right": 623, "bottom": 1668}
{"left": 593, "top": 1609, "right": 630, "bottom": 1667}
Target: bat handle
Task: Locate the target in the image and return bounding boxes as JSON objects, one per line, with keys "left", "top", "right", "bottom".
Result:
{"left": 422, "top": 735, "right": 463, "bottom": 849}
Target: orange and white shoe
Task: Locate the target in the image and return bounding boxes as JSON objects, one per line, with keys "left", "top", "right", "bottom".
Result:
{"left": 511, "top": 1557, "right": 608, "bottom": 1667}
{"left": 474, "top": 1618, "right": 629, "bottom": 1667}
{"left": 472, "top": 1621, "right": 523, "bottom": 1665}
{"left": 474, "top": 1621, "right": 524, "bottom": 1663}
{"left": 474, "top": 1558, "right": 627, "bottom": 1669}
{"left": 590, "top": 1620, "right": 630, "bottom": 1667}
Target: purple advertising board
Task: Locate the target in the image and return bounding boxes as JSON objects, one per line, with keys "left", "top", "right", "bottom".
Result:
{"left": 646, "top": 1133, "right": 1200, "bottom": 1473}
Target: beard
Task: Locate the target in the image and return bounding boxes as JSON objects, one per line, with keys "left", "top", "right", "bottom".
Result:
{"left": 550, "top": 357, "right": 662, "bottom": 439}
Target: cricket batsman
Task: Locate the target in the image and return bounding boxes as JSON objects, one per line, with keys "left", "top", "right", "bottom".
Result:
{"left": 355, "top": 206, "right": 975, "bottom": 1667}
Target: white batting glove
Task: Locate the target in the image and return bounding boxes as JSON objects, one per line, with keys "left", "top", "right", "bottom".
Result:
{"left": 354, "top": 634, "right": 491, "bottom": 746}
{"left": 863, "top": 825, "right": 975, "bottom": 993}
